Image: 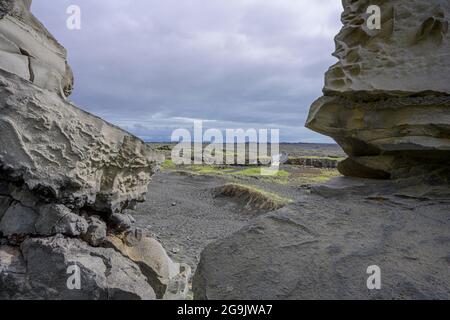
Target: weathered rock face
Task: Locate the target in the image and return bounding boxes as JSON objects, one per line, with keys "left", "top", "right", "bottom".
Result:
{"left": 0, "top": 0, "right": 73, "bottom": 97}
{"left": 1, "top": 236, "right": 156, "bottom": 300}
{"left": 306, "top": 0, "right": 450, "bottom": 179}
{"left": 0, "top": 68, "right": 161, "bottom": 214}
{"left": 0, "top": 1, "right": 189, "bottom": 300}
{"left": 193, "top": 178, "right": 450, "bottom": 300}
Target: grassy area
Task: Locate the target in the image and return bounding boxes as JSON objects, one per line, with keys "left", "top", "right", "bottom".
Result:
{"left": 291, "top": 169, "right": 341, "bottom": 185}
{"left": 232, "top": 167, "right": 290, "bottom": 177}
{"left": 213, "top": 183, "right": 293, "bottom": 211}
{"left": 160, "top": 159, "right": 342, "bottom": 186}
{"left": 161, "top": 159, "right": 176, "bottom": 170}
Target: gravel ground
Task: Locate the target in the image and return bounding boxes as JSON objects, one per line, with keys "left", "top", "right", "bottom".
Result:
{"left": 133, "top": 143, "right": 344, "bottom": 274}
{"left": 132, "top": 169, "right": 314, "bottom": 273}
{"left": 132, "top": 172, "right": 255, "bottom": 272}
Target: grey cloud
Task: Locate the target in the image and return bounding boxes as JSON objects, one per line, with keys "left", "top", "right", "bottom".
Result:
{"left": 31, "top": 0, "right": 341, "bottom": 142}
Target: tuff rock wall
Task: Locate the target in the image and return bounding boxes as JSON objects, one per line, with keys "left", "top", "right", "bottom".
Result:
{"left": 0, "top": 0, "right": 189, "bottom": 300}
{"left": 306, "top": 0, "right": 450, "bottom": 180}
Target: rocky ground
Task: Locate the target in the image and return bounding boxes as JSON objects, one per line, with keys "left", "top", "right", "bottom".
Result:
{"left": 133, "top": 143, "right": 345, "bottom": 276}
{"left": 2, "top": 0, "right": 450, "bottom": 300}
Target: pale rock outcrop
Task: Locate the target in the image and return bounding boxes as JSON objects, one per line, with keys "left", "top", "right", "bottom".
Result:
{"left": 306, "top": 0, "right": 450, "bottom": 179}
{"left": 105, "top": 228, "right": 191, "bottom": 300}
{"left": 0, "top": 202, "right": 37, "bottom": 237}
{"left": 35, "top": 204, "right": 88, "bottom": 237}
{"left": 0, "top": 0, "right": 73, "bottom": 97}
{"left": 0, "top": 0, "right": 189, "bottom": 300}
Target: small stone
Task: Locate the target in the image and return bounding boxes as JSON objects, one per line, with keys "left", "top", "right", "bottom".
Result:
{"left": 126, "top": 214, "right": 136, "bottom": 224}
{"left": 82, "top": 216, "right": 107, "bottom": 247}
{"left": 109, "top": 213, "right": 133, "bottom": 232}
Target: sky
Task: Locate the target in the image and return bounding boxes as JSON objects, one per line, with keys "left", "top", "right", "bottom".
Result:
{"left": 31, "top": 0, "right": 342, "bottom": 143}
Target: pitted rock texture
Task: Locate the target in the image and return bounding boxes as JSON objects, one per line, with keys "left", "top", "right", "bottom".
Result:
{"left": 0, "top": 1, "right": 189, "bottom": 300}
{"left": 325, "top": 0, "right": 450, "bottom": 96}
{"left": 307, "top": 0, "right": 450, "bottom": 179}
{"left": 0, "top": 0, "right": 73, "bottom": 97}
{"left": 0, "top": 69, "right": 162, "bottom": 214}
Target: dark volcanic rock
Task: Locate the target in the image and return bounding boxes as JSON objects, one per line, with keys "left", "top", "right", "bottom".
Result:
{"left": 193, "top": 178, "right": 450, "bottom": 300}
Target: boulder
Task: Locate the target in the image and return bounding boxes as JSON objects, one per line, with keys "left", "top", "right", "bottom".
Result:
{"left": 109, "top": 213, "right": 134, "bottom": 232}
{"left": 193, "top": 178, "right": 450, "bottom": 300}
{"left": 0, "top": 0, "right": 182, "bottom": 301}
{"left": 0, "top": 68, "right": 162, "bottom": 214}
{"left": 323, "top": 0, "right": 450, "bottom": 96}
{"left": 15, "top": 236, "right": 156, "bottom": 300}
{"left": 35, "top": 204, "right": 88, "bottom": 237}
{"left": 82, "top": 215, "right": 107, "bottom": 247}
{"left": 306, "top": 0, "right": 450, "bottom": 179}
{"left": 105, "top": 228, "right": 191, "bottom": 300}
{"left": 0, "top": 202, "right": 37, "bottom": 237}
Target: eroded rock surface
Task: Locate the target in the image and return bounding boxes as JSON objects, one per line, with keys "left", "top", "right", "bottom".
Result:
{"left": 323, "top": 0, "right": 449, "bottom": 95}
{"left": 193, "top": 178, "right": 450, "bottom": 300}
{"left": 0, "top": 0, "right": 189, "bottom": 300}
{"left": 0, "top": 69, "right": 162, "bottom": 214}
{"left": 306, "top": 0, "right": 450, "bottom": 179}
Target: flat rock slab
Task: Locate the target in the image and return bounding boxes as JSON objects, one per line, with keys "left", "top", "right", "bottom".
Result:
{"left": 193, "top": 178, "right": 450, "bottom": 300}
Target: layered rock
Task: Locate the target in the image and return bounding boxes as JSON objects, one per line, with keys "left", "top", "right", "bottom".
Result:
{"left": 306, "top": 0, "right": 450, "bottom": 179}
{"left": 0, "top": 1, "right": 189, "bottom": 300}
{"left": 0, "top": 0, "right": 73, "bottom": 97}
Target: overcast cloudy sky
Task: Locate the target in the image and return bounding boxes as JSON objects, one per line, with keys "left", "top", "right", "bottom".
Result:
{"left": 32, "top": 0, "right": 342, "bottom": 142}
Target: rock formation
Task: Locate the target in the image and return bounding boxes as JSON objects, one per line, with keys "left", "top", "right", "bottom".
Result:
{"left": 0, "top": 0, "right": 189, "bottom": 300}
{"left": 306, "top": 0, "right": 450, "bottom": 179}
{"left": 0, "top": 0, "right": 73, "bottom": 97}
{"left": 193, "top": 0, "right": 450, "bottom": 300}
{"left": 193, "top": 178, "right": 450, "bottom": 300}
